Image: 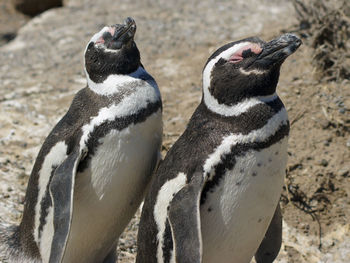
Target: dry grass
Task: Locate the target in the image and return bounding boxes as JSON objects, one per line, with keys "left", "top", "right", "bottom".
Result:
{"left": 292, "top": 0, "right": 350, "bottom": 81}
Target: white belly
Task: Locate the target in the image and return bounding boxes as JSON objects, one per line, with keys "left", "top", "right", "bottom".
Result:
{"left": 63, "top": 110, "right": 162, "bottom": 263}
{"left": 200, "top": 138, "right": 288, "bottom": 263}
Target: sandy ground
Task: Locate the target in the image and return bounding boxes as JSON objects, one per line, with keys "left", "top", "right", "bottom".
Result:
{"left": 0, "top": 0, "right": 349, "bottom": 262}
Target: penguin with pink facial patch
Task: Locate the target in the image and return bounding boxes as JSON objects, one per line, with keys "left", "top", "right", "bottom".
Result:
{"left": 137, "top": 34, "right": 301, "bottom": 263}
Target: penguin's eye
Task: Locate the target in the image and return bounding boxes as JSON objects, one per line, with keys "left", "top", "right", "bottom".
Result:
{"left": 102, "top": 32, "right": 113, "bottom": 42}
{"left": 228, "top": 53, "right": 243, "bottom": 63}
{"left": 242, "top": 49, "right": 255, "bottom": 58}
{"left": 228, "top": 44, "right": 262, "bottom": 64}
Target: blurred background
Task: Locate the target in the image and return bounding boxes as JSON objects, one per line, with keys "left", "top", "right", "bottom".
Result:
{"left": 0, "top": 0, "right": 349, "bottom": 262}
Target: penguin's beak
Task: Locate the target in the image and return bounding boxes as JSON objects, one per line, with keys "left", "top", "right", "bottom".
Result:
{"left": 255, "top": 34, "right": 302, "bottom": 67}
{"left": 113, "top": 17, "right": 136, "bottom": 43}
{"left": 104, "top": 17, "right": 137, "bottom": 50}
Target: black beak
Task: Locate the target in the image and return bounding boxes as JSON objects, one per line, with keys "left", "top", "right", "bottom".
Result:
{"left": 112, "top": 17, "right": 136, "bottom": 42}
{"left": 256, "top": 33, "right": 302, "bottom": 67}
{"left": 105, "top": 17, "right": 137, "bottom": 50}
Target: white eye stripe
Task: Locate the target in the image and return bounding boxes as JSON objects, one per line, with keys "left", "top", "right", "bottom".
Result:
{"left": 202, "top": 42, "right": 257, "bottom": 115}
{"left": 203, "top": 42, "right": 253, "bottom": 81}
{"left": 84, "top": 27, "right": 110, "bottom": 55}
{"left": 89, "top": 27, "right": 110, "bottom": 43}
{"left": 84, "top": 26, "right": 123, "bottom": 62}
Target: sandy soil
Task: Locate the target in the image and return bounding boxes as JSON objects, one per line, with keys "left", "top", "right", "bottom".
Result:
{"left": 0, "top": 0, "right": 349, "bottom": 262}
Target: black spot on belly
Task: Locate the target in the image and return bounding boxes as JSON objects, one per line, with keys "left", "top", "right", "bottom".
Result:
{"left": 275, "top": 151, "right": 279, "bottom": 155}
{"left": 236, "top": 181, "right": 241, "bottom": 186}
{"left": 258, "top": 218, "right": 262, "bottom": 223}
{"left": 252, "top": 172, "right": 257, "bottom": 176}
{"left": 257, "top": 163, "right": 262, "bottom": 167}
{"left": 208, "top": 207, "right": 212, "bottom": 212}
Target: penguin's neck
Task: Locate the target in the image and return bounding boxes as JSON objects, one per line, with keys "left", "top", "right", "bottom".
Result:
{"left": 202, "top": 84, "right": 278, "bottom": 117}
{"left": 86, "top": 66, "right": 155, "bottom": 96}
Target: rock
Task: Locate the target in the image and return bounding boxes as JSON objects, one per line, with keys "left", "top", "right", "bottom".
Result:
{"left": 11, "top": 0, "right": 63, "bottom": 17}
{"left": 337, "top": 167, "right": 349, "bottom": 177}
{"left": 320, "top": 159, "right": 329, "bottom": 167}
{"left": 320, "top": 119, "right": 331, "bottom": 129}
{"left": 0, "top": 0, "right": 29, "bottom": 46}
{"left": 338, "top": 108, "right": 346, "bottom": 114}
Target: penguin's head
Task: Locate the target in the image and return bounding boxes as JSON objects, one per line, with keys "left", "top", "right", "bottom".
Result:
{"left": 84, "top": 17, "right": 140, "bottom": 83}
{"left": 203, "top": 33, "right": 301, "bottom": 106}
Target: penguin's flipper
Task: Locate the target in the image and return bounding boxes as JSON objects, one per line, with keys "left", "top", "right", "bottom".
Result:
{"left": 255, "top": 203, "right": 282, "bottom": 263}
{"left": 48, "top": 147, "right": 84, "bottom": 263}
{"left": 168, "top": 173, "right": 204, "bottom": 263}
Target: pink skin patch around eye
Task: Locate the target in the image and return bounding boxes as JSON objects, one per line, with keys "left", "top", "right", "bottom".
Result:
{"left": 95, "top": 37, "right": 105, "bottom": 44}
{"left": 95, "top": 27, "right": 116, "bottom": 44}
{"left": 229, "top": 43, "right": 262, "bottom": 63}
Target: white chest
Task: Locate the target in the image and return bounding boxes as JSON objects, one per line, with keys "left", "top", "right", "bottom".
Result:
{"left": 63, "top": 110, "right": 162, "bottom": 263}
{"left": 200, "top": 137, "right": 288, "bottom": 263}
{"left": 88, "top": 110, "right": 162, "bottom": 199}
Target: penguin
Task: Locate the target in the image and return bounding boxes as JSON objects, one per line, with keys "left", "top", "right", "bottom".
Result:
{"left": 136, "top": 33, "right": 301, "bottom": 263}
{"left": 0, "top": 17, "right": 162, "bottom": 263}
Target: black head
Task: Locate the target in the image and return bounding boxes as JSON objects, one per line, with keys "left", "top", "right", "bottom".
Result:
{"left": 203, "top": 33, "right": 302, "bottom": 107}
{"left": 84, "top": 17, "right": 140, "bottom": 83}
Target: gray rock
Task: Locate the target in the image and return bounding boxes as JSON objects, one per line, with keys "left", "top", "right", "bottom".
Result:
{"left": 11, "top": 0, "right": 63, "bottom": 17}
